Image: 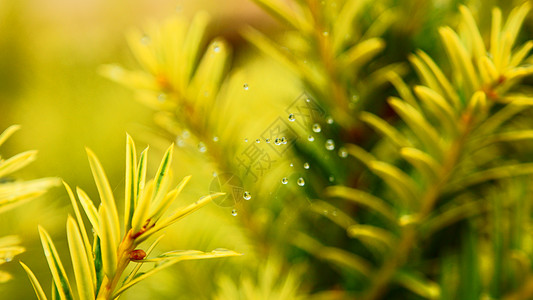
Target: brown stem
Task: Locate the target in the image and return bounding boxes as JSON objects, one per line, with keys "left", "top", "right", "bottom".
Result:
{"left": 96, "top": 231, "right": 137, "bottom": 300}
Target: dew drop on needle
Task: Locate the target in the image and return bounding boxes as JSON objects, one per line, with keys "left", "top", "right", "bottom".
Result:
{"left": 198, "top": 142, "right": 207, "bottom": 153}
{"left": 338, "top": 147, "right": 348, "bottom": 158}
{"left": 312, "top": 123, "right": 321, "bottom": 133}
{"left": 288, "top": 113, "right": 295, "bottom": 122}
{"left": 325, "top": 139, "right": 335, "bottom": 151}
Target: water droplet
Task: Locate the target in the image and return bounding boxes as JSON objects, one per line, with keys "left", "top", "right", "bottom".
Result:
{"left": 325, "top": 139, "right": 335, "bottom": 151}
{"left": 231, "top": 209, "right": 238, "bottom": 216}
{"left": 312, "top": 123, "right": 321, "bottom": 133}
{"left": 303, "top": 162, "right": 310, "bottom": 169}
{"left": 275, "top": 138, "right": 281, "bottom": 145}
{"left": 306, "top": 98, "right": 311, "bottom": 103}
{"left": 290, "top": 163, "right": 294, "bottom": 167}
{"left": 329, "top": 176, "right": 335, "bottom": 182}
{"left": 281, "top": 177, "right": 288, "bottom": 184}
{"left": 281, "top": 137, "right": 287, "bottom": 144}
{"left": 288, "top": 113, "right": 295, "bottom": 122}
{"left": 326, "top": 116, "right": 334, "bottom": 124}
{"left": 213, "top": 136, "right": 219, "bottom": 142}
{"left": 332, "top": 210, "right": 338, "bottom": 216}
{"left": 157, "top": 93, "right": 167, "bottom": 102}
{"left": 182, "top": 130, "right": 190, "bottom": 139}
{"left": 297, "top": 177, "right": 305, "bottom": 186}
{"left": 338, "top": 147, "right": 348, "bottom": 158}
{"left": 243, "top": 191, "right": 251, "bottom": 200}
{"left": 213, "top": 43, "right": 221, "bottom": 52}
{"left": 176, "top": 137, "right": 185, "bottom": 147}
{"left": 322, "top": 31, "right": 329, "bottom": 37}
{"left": 255, "top": 139, "right": 261, "bottom": 143}
{"left": 141, "top": 35, "right": 151, "bottom": 45}
{"left": 198, "top": 142, "right": 207, "bottom": 153}
{"left": 244, "top": 138, "right": 248, "bottom": 142}
{"left": 213, "top": 171, "right": 218, "bottom": 177}
{"left": 4, "top": 254, "right": 13, "bottom": 262}
{"left": 265, "top": 138, "right": 271, "bottom": 143}
{"left": 308, "top": 135, "right": 315, "bottom": 142}
{"left": 243, "top": 83, "right": 249, "bottom": 90}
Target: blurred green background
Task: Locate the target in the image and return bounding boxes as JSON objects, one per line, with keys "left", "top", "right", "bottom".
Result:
{"left": 0, "top": 0, "right": 284, "bottom": 298}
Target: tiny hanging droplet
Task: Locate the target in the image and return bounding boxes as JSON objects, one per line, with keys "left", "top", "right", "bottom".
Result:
{"left": 256, "top": 139, "right": 261, "bottom": 143}
{"left": 326, "top": 116, "right": 334, "bottom": 124}
{"left": 141, "top": 35, "right": 151, "bottom": 45}
{"left": 325, "top": 139, "right": 335, "bottom": 151}
{"left": 176, "top": 137, "right": 185, "bottom": 147}
{"left": 312, "top": 123, "right": 321, "bottom": 133}
{"left": 308, "top": 135, "right": 315, "bottom": 142}
{"left": 213, "top": 43, "right": 221, "bottom": 52}
{"left": 213, "top": 136, "right": 219, "bottom": 142}
{"left": 275, "top": 138, "right": 281, "bottom": 145}
{"left": 243, "top": 191, "right": 251, "bottom": 200}
{"left": 303, "top": 162, "right": 310, "bottom": 169}
{"left": 243, "top": 83, "right": 249, "bottom": 90}
{"left": 281, "top": 177, "right": 288, "bottom": 184}
{"left": 338, "top": 147, "right": 348, "bottom": 158}
{"left": 281, "top": 137, "right": 287, "bottom": 144}
{"left": 198, "top": 142, "right": 207, "bottom": 153}
{"left": 244, "top": 138, "right": 248, "bottom": 142}
{"left": 231, "top": 209, "right": 238, "bottom": 216}
{"left": 265, "top": 138, "right": 271, "bottom": 143}
{"left": 290, "top": 163, "right": 294, "bottom": 167}
{"left": 297, "top": 177, "right": 305, "bottom": 186}
{"left": 182, "top": 130, "right": 191, "bottom": 139}
{"left": 288, "top": 113, "right": 296, "bottom": 122}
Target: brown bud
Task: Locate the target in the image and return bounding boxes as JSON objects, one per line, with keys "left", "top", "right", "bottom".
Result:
{"left": 129, "top": 249, "right": 147, "bottom": 260}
